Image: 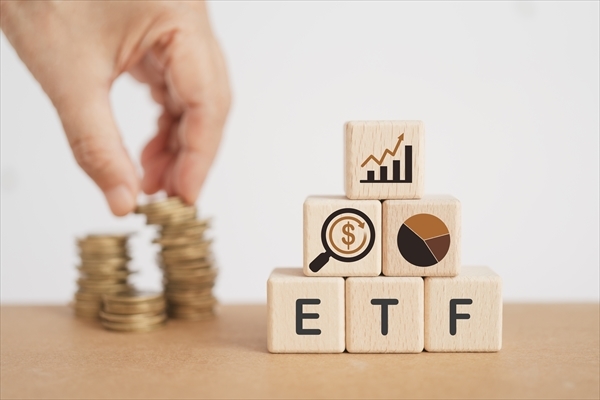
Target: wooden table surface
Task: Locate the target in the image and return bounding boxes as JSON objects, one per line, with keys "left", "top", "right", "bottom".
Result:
{"left": 1, "top": 304, "right": 598, "bottom": 399}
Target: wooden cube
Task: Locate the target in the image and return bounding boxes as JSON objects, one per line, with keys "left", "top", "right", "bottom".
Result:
{"left": 346, "top": 277, "right": 424, "bottom": 353}
{"left": 345, "top": 121, "right": 424, "bottom": 200}
{"left": 424, "top": 266, "right": 502, "bottom": 352}
{"left": 383, "top": 195, "right": 460, "bottom": 277}
{"left": 267, "top": 268, "right": 345, "bottom": 353}
{"left": 304, "top": 196, "right": 381, "bottom": 277}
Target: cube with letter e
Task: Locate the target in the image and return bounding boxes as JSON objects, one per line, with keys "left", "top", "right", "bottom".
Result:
{"left": 267, "top": 268, "right": 345, "bottom": 353}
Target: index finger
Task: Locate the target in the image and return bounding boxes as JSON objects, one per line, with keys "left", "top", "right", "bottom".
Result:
{"left": 166, "top": 35, "right": 231, "bottom": 204}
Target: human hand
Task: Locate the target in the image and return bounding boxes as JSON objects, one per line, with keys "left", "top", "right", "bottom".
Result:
{"left": 1, "top": 1, "right": 231, "bottom": 215}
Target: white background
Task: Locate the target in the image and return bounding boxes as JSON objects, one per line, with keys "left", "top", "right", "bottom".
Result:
{"left": 1, "top": 1, "right": 598, "bottom": 303}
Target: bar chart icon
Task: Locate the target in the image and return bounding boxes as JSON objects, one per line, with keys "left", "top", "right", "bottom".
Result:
{"left": 360, "top": 134, "right": 413, "bottom": 183}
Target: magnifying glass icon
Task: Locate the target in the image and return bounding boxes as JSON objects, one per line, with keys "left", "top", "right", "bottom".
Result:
{"left": 309, "top": 208, "right": 376, "bottom": 273}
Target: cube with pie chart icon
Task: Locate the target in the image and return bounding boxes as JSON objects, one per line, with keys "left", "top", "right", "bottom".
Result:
{"left": 304, "top": 196, "right": 381, "bottom": 277}
{"left": 383, "top": 195, "right": 460, "bottom": 277}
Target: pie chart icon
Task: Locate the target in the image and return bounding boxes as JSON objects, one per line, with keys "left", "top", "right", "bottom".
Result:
{"left": 397, "top": 214, "right": 450, "bottom": 267}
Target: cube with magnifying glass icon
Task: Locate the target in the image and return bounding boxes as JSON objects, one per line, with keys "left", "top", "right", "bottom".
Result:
{"left": 303, "top": 196, "right": 381, "bottom": 277}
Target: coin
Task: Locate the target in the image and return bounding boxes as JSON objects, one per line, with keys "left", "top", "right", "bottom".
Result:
{"left": 103, "top": 301, "right": 167, "bottom": 315}
{"left": 136, "top": 197, "right": 184, "bottom": 214}
{"left": 100, "top": 289, "right": 167, "bottom": 332}
{"left": 160, "top": 218, "right": 210, "bottom": 233}
{"left": 79, "top": 258, "right": 130, "bottom": 269}
{"left": 99, "top": 310, "right": 167, "bottom": 324}
{"left": 168, "top": 296, "right": 216, "bottom": 308}
{"left": 80, "top": 270, "right": 133, "bottom": 280}
{"left": 158, "top": 258, "right": 214, "bottom": 270}
{"left": 73, "top": 234, "right": 134, "bottom": 320}
{"left": 165, "top": 288, "right": 213, "bottom": 301}
{"left": 102, "top": 291, "right": 164, "bottom": 304}
{"left": 136, "top": 197, "right": 218, "bottom": 321}
{"left": 101, "top": 320, "right": 166, "bottom": 332}
{"left": 154, "top": 235, "right": 209, "bottom": 248}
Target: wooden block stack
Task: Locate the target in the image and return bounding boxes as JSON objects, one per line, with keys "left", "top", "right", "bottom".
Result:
{"left": 268, "top": 121, "right": 502, "bottom": 353}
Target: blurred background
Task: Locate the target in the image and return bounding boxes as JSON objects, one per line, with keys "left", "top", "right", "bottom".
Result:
{"left": 1, "top": 1, "right": 598, "bottom": 304}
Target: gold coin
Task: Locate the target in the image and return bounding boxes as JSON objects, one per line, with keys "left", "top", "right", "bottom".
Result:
{"left": 160, "top": 218, "right": 210, "bottom": 233}
{"left": 143, "top": 203, "right": 194, "bottom": 217}
{"left": 160, "top": 226, "right": 208, "bottom": 238}
{"left": 79, "top": 245, "right": 128, "bottom": 256}
{"left": 165, "top": 289, "right": 213, "bottom": 301}
{"left": 144, "top": 203, "right": 192, "bottom": 216}
{"left": 159, "top": 259, "right": 213, "bottom": 270}
{"left": 154, "top": 235, "right": 208, "bottom": 248}
{"left": 136, "top": 197, "right": 184, "bottom": 214}
{"left": 78, "top": 264, "right": 129, "bottom": 273}
{"left": 78, "top": 239, "right": 128, "bottom": 247}
{"left": 78, "top": 278, "right": 128, "bottom": 287}
{"left": 147, "top": 210, "right": 196, "bottom": 226}
{"left": 81, "top": 270, "right": 132, "bottom": 281}
{"left": 164, "top": 267, "right": 217, "bottom": 279}
{"left": 79, "top": 277, "right": 130, "bottom": 285}
{"left": 79, "top": 249, "right": 129, "bottom": 258}
{"left": 103, "top": 300, "right": 166, "bottom": 315}
{"left": 100, "top": 311, "right": 167, "bottom": 324}
{"left": 163, "top": 281, "right": 214, "bottom": 289}
{"left": 79, "top": 254, "right": 130, "bottom": 262}
{"left": 161, "top": 241, "right": 210, "bottom": 256}
{"left": 78, "top": 233, "right": 132, "bottom": 243}
{"left": 79, "top": 284, "right": 132, "bottom": 294}
{"left": 79, "top": 259, "right": 130, "bottom": 269}
{"left": 160, "top": 250, "right": 211, "bottom": 264}
{"left": 168, "top": 297, "right": 216, "bottom": 308}
{"left": 164, "top": 281, "right": 215, "bottom": 291}
{"left": 102, "top": 290, "right": 164, "bottom": 304}
{"left": 101, "top": 320, "right": 166, "bottom": 332}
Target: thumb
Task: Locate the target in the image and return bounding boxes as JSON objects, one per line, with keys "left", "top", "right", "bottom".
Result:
{"left": 55, "top": 86, "right": 139, "bottom": 216}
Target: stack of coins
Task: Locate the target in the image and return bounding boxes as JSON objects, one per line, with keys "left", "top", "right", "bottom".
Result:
{"left": 100, "top": 291, "right": 167, "bottom": 332}
{"left": 136, "top": 197, "right": 218, "bottom": 321}
{"left": 73, "top": 234, "right": 133, "bottom": 319}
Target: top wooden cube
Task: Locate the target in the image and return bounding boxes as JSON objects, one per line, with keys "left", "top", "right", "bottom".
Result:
{"left": 345, "top": 121, "right": 424, "bottom": 200}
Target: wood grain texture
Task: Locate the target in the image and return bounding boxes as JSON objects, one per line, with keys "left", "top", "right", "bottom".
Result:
{"left": 346, "top": 277, "right": 424, "bottom": 353}
{"left": 425, "top": 266, "right": 502, "bottom": 352}
{"left": 345, "top": 121, "right": 424, "bottom": 200}
{"left": 1, "top": 304, "right": 599, "bottom": 399}
{"left": 383, "top": 195, "right": 461, "bottom": 277}
{"left": 267, "top": 268, "right": 345, "bottom": 353}
{"left": 303, "top": 196, "right": 381, "bottom": 277}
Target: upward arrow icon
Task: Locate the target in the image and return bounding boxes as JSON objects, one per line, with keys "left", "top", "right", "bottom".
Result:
{"left": 361, "top": 134, "right": 405, "bottom": 168}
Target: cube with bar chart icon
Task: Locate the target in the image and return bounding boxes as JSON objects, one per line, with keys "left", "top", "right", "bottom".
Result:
{"left": 344, "top": 120, "right": 424, "bottom": 200}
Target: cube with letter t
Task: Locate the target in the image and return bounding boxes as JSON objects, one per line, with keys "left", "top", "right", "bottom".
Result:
{"left": 346, "top": 277, "right": 424, "bottom": 353}
{"left": 424, "top": 266, "right": 502, "bottom": 352}
{"left": 267, "top": 268, "right": 345, "bottom": 353}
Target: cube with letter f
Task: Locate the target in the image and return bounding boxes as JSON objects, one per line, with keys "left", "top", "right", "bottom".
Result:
{"left": 425, "top": 266, "right": 502, "bottom": 352}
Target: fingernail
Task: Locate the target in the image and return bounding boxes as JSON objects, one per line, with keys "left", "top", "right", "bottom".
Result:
{"left": 105, "top": 184, "right": 135, "bottom": 216}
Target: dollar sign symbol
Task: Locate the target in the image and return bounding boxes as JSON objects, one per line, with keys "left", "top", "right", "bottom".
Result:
{"left": 341, "top": 222, "right": 356, "bottom": 250}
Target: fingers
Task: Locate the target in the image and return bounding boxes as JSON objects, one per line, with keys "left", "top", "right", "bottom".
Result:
{"left": 55, "top": 86, "right": 140, "bottom": 216}
{"left": 132, "top": 6, "right": 231, "bottom": 204}
{"left": 165, "top": 36, "right": 231, "bottom": 204}
{"left": 140, "top": 112, "right": 175, "bottom": 195}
